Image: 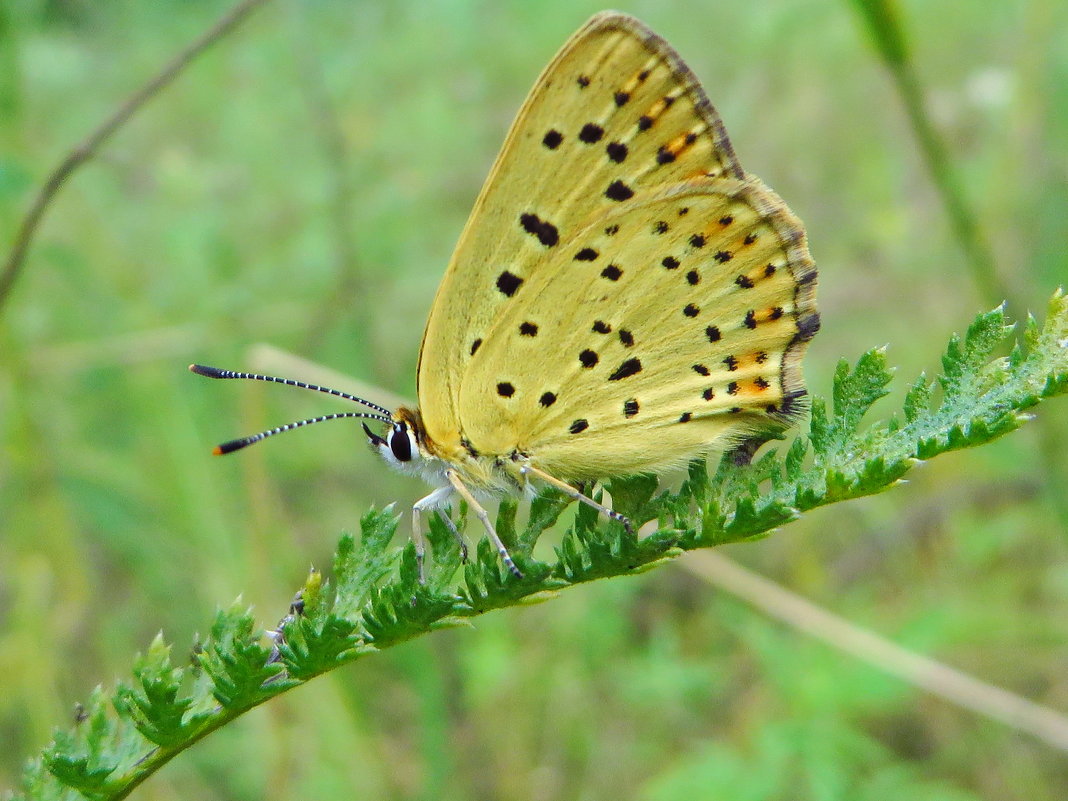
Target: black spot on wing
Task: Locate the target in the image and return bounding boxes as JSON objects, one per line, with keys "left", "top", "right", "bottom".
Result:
{"left": 579, "top": 349, "right": 599, "bottom": 368}
{"left": 574, "top": 247, "right": 598, "bottom": 261}
{"left": 623, "top": 399, "right": 639, "bottom": 417}
{"left": 542, "top": 129, "right": 563, "bottom": 149}
{"left": 605, "top": 180, "right": 634, "bottom": 202}
{"left": 609, "top": 358, "right": 642, "bottom": 381}
{"left": 470, "top": 338, "right": 482, "bottom": 355}
{"left": 497, "top": 382, "right": 515, "bottom": 397}
{"left": 519, "top": 213, "right": 558, "bottom": 247}
{"left": 497, "top": 271, "right": 523, "bottom": 297}
{"left": 519, "top": 321, "right": 538, "bottom": 336}
{"left": 592, "top": 320, "right": 611, "bottom": 334}
{"left": 606, "top": 142, "right": 628, "bottom": 163}
{"left": 540, "top": 391, "right": 557, "bottom": 407}
{"left": 579, "top": 123, "right": 604, "bottom": 143}
{"left": 601, "top": 264, "right": 623, "bottom": 281}
{"left": 569, "top": 419, "right": 589, "bottom": 434}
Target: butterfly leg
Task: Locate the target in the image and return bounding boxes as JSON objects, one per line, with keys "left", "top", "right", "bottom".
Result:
{"left": 519, "top": 464, "right": 634, "bottom": 534}
{"left": 412, "top": 485, "right": 454, "bottom": 583}
{"left": 445, "top": 469, "right": 523, "bottom": 579}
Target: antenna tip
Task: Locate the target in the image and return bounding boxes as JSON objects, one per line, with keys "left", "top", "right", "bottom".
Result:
{"left": 215, "top": 438, "right": 251, "bottom": 455}
{"left": 190, "top": 364, "right": 228, "bottom": 378}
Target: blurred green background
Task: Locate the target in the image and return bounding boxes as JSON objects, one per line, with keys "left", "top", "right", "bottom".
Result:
{"left": 2, "top": 0, "right": 1066, "bottom": 798}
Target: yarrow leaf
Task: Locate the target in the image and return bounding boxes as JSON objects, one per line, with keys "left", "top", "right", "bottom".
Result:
{"left": 14, "top": 291, "right": 1068, "bottom": 801}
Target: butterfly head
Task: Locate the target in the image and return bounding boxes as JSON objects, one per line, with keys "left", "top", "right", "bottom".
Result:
{"left": 362, "top": 406, "right": 443, "bottom": 481}
{"left": 363, "top": 414, "right": 417, "bottom": 466}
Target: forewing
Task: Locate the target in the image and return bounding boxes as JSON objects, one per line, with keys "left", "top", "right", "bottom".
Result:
{"left": 416, "top": 12, "right": 745, "bottom": 454}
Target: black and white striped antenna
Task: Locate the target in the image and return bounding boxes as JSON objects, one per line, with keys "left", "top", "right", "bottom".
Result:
{"left": 189, "top": 364, "right": 393, "bottom": 454}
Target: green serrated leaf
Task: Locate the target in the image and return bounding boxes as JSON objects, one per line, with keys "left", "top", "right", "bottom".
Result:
{"left": 679, "top": 459, "right": 710, "bottom": 506}
{"left": 902, "top": 373, "right": 931, "bottom": 423}
{"left": 333, "top": 508, "right": 401, "bottom": 619}
{"left": 361, "top": 576, "right": 460, "bottom": 648}
{"left": 277, "top": 615, "right": 367, "bottom": 681}
{"left": 495, "top": 497, "right": 518, "bottom": 544}
{"left": 782, "top": 436, "right": 808, "bottom": 480}
{"left": 197, "top": 602, "right": 288, "bottom": 709}
{"left": 425, "top": 511, "right": 467, "bottom": 590}
{"left": 520, "top": 486, "right": 571, "bottom": 549}
{"left": 606, "top": 473, "right": 658, "bottom": 522}
{"left": 396, "top": 541, "right": 422, "bottom": 590}
{"left": 939, "top": 305, "right": 1012, "bottom": 400}
{"left": 456, "top": 537, "right": 553, "bottom": 611}
{"left": 112, "top": 633, "right": 197, "bottom": 747}
{"left": 722, "top": 497, "right": 798, "bottom": 542}
{"left": 42, "top": 689, "right": 120, "bottom": 796}
{"left": 807, "top": 395, "right": 831, "bottom": 455}
{"left": 829, "top": 349, "right": 893, "bottom": 443}
{"left": 551, "top": 509, "right": 680, "bottom": 583}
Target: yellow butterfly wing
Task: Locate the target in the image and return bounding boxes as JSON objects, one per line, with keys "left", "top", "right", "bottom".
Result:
{"left": 458, "top": 174, "right": 817, "bottom": 481}
{"left": 416, "top": 12, "right": 751, "bottom": 457}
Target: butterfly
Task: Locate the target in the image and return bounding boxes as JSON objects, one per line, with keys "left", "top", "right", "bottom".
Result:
{"left": 191, "top": 11, "right": 819, "bottom": 579}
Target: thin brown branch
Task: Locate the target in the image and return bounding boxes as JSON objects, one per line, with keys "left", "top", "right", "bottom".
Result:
{"left": 682, "top": 551, "right": 1068, "bottom": 753}
{"left": 0, "top": 0, "right": 275, "bottom": 316}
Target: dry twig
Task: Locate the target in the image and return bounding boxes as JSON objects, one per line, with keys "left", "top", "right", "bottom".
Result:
{"left": 0, "top": 0, "right": 274, "bottom": 315}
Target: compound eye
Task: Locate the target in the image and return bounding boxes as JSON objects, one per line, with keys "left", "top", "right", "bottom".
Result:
{"left": 389, "top": 423, "right": 412, "bottom": 462}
